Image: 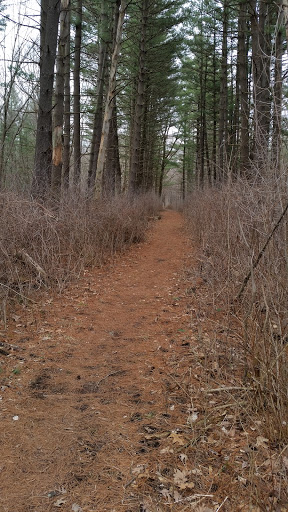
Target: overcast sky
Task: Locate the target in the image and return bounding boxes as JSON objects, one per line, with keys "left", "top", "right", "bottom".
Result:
{"left": 0, "top": 0, "right": 40, "bottom": 59}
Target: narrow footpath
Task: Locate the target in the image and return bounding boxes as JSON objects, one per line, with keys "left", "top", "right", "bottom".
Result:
{"left": 1, "top": 211, "right": 195, "bottom": 512}
{"left": 2, "top": 211, "right": 280, "bottom": 512}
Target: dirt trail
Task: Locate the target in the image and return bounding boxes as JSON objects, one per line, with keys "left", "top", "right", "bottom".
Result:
{"left": 1, "top": 210, "right": 195, "bottom": 512}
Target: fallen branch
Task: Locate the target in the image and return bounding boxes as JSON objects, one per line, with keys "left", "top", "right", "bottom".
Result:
{"left": 204, "top": 386, "right": 251, "bottom": 393}
{"left": 96, "top": 369, "right": 126, "bottom": 387}
{"left": 17, "top": 250, "right": 47, "bottom": 280}
{"left": 0, "top": 341, "right": 20, "bottom": 355}
{"left": 237, "top": 201, "right": 288, "bottom": 300}
{"left": 216, "top": 496, "right": 229, "bottom": 511}
{"left": 0, "top": 282, "right": 36, "bottom": 303}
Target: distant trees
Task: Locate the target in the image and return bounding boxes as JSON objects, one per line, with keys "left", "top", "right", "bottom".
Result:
{"left": 94, "top": 0, "right": 126, "bottom": 199}
{"left": 32, "top": 0, "right": 183, "bottom": 198}
{"left": 0, "top": 0, "right": 287, "bottom": 198}
{"left": 178, "top": 0, "right": 286, "bottom": 192}
{"left": 0, "top": 19, "right": 37, "bottom": 189}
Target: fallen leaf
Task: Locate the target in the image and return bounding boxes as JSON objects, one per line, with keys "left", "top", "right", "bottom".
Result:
{"left": 179, "top": 453, "right": 188, "bottom": 464}
{"left": 173, "top": 490, "right": 182, "bottom": 502}
{"left": 238, "top": 475, "right": 247, "bottom": 485}
{"left": 191, "top": 468, "right": 202, "bottom": 475}
{"left": 54, "top": 499, "right": 66, "bottom": 507}
{"left": 169, "top": 432, "right": 186, "bottom": 446}
{"left": 145, "top": 431, "right": 170, "bottom": 440}
{"left": 157, "top": 472, "right": 170, "bottom": 484}
{"left": 72, "top": 505, "right": 83, "bottom": 512}
{"left": 132, "top": 464, "right": 146, "bottom": 475}
{"left": 256, "top": 436, "right": 269, "bottom": 448}
{"left": 160, "top": 447, "right": 174, "bottom": 454}
{"left": 173, "top": 468, "right": 194, "bottom": 490}
{"left": 160, "top": 488, "right": 172, "bottom": 503}
{"left": 187, "top": 412, "right": 198, "bottom": 425}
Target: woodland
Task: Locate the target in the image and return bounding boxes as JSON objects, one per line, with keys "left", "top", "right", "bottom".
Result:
{"left": 0, "top": 0, "right": 288, "bottom": 510}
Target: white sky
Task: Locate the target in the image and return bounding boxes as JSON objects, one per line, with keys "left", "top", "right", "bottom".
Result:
{"left": 0, "top": 0, "right": 40, "bottom": 59}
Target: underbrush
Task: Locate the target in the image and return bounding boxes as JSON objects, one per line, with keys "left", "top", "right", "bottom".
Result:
{"left": 0, "top": 191, "right": 161, "bottom": 312}
{"left": 184, "top": 179, "right": 288, "bottom": 444}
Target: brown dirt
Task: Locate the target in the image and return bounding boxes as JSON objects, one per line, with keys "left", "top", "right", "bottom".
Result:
{"left": 1, "top": 210, "right": 287, "bottom": 512}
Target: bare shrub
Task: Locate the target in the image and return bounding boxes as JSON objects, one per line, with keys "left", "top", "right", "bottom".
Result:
{"left": 184, "top": 177, "right": 288, "bottom": 442}
{"left": 0, "top": 191, "right": 161, "bottom": 306}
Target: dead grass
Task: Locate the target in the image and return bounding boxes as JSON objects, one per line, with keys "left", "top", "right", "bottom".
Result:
{"left": 0, "top": 191, "right": 161, "bottom": 316}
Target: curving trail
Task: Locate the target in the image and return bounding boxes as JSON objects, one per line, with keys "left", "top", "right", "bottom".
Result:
{"left": 1, "top": 210, "right": 194, "bottom": 512}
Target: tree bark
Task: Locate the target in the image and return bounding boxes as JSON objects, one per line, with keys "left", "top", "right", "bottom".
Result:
{"left": 282, "top": 0, "right": 288, "bottom": 43}
{"left": 250, "top": 0, "right": 272, "bottom": 172}
{"left": 238, "top": 0, "right": 250, "bottom": 175}
{"left": 62, "top": 2, "right": 71, "bottom": 188}
{"left": 88, "top": 0, "right": 111, "bottom": 188}
{"left": 103, "top": 96, "right": 121, "bottom": 197}
{"left": 52, "top": 0, "right": 70, "bottom": 196}
{"left": 218, "top": 0, "right": 229, "bottom": 180}
{"left": 271, "top": 4, "right": 283, "bottom": 170}
{"left": 73, "top": 0, "right": 82, "bottom": 185}
{"left": 32, "top": 0, "right": 60, "bottom": 199}
{"left": 212, "top": 27, "right": 217, "bottom": 183}
{"left": 94, "top": 0, "right": 126, "bottom": 199}
{"left": 103, "top": 0, "right": 122, "bottom": 197}
{"left": 129, "top": 0, "right": 148, "bottom": 194}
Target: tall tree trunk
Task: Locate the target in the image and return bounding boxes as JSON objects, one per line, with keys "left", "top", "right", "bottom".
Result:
{"left": 62, "top": 4, "right": 71, "bottom": 189}
{"left": 250, "top": 0, "right": 272, "bottom": 172}
{"left": 52, "top": 0, "right": 70, "bottom": 196}
{"left": 158, "top": 130, "right": 168, "bottom": 197}
{"left": 33, "top": 0, "right": 60, "bottom": 198}
{"left": 129, "top": 0, "right": 148, "bottom": 194}
{"left": 238, "top": 0, "right": 250, "bottom": 175}
{"left": 88, "top": 0, "right": 110, "bottom": 188}
{"left": 212, "top": 28, "right": 217, "bottom": 183}
{"left": 218, "top": 0, "right": 229, "bottom": 180}
{"left": 140, "top": 86, "right": 149, "bottom": 190}
{"left": 182, "top": 138, "right": 186, "bottom": 200}
{"left": 94, "top": 0, "right": 126, "bottom": 199}
{"left": 197, "top": 50, "right": 206, "bottom": 187}
{"left": 103, "top": 0, "right": 122, "bottom": 196}
{"left": 103, "top": 96, "right": 121, "bottom": 196}
{"left": 0, "top": 63, "right": 15, "bottom": 186}
{"left": 202, "top": 57, "right": 210, "bottom": 183}
{"left": 231, "top": 22, "right": 240, "bottom": 176}
{"left": 271, "top": 5, "right": 283, "bottom": 171}
{"left": 282, "top": 0, "right": 288, "bottom": 43}
{"left": 73, "top": 0, "right": 82, "bottom": 185}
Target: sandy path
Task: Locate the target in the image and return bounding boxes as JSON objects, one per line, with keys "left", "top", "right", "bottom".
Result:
{"left": 1, "top": 210, "right": 192, "bottom": 512}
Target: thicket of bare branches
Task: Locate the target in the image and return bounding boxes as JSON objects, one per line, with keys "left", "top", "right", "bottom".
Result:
{"left": 0, "top": 192, "right": 161, "bottom": 307}
{"left": 185, "top": 176, "right": 288, "bottom": 441}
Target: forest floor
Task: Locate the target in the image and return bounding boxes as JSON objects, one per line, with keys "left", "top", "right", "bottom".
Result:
{"left": 1, "top": 210, "right": 287, "bottom": 512}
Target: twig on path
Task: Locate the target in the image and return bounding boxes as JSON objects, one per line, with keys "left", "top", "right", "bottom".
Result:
{"left": 124, "top": 476, "right": 137, "bottom": 488}
{"left": 165, "top": 371, "right": 191, "bottom": 398}
{"left": 203, "top": 386, "right": 251, "bottom": 393}
{"left": 96, "top": 370, "right": 125, "bottom": 387}
{"left": 216, "top": 496, "right": 229, "bottom": 511}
